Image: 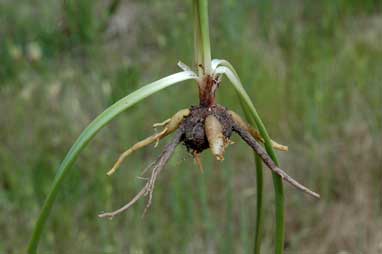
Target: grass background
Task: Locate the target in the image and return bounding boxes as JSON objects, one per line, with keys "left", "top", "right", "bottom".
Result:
{"left": 1, "top": 0, "right": 382, "bottom": 253}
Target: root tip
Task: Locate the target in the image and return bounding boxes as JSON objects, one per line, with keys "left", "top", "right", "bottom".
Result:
{"left": 216, "top": 155, "right": 224, "bottom": 161}
{"left": 98, "top": 213, "right": 113, "bottom": 219}
{"left": 106, "top": 169, "right": 115, "bottom": 176}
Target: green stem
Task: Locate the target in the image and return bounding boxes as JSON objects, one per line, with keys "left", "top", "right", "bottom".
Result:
{"left": 254, "top": 155, "right": 264, "bottom": 254}
{"left": 244, "top": 103, "right": 285, "bottom": 254}
{"left": 240, "top": 102, "right": 264, "bottom": 254}
{"left": 193, "top": 0, "right": 202, "bottom": 77}
{"left": 222, "top": 67, "right": 285, "bottom": 254}
{"left": 194, "top": 0, "right": 212, "bottom": 74}
{"left": 243, "top": 100, "right": 285, "bottom": 254}
{"left": 272, "top": 174, "right": 285, "bottom": 254}
{"left": 242, "top": 99, "right": 285, "bottom": 254}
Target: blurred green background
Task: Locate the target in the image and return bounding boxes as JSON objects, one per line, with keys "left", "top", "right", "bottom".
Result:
{"left": 1, "top": 0, "right": 382, "bottom": 253}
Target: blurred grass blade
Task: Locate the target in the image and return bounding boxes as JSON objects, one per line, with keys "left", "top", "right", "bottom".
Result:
{"left": 27, "top": 71, "right": 197, "bottom": 254}
{"left": 215, "top": 65, "right": 285, "bottom": 254}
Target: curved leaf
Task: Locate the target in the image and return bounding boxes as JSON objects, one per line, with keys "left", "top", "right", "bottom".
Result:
{"left": 27, "top": 71, "right": 198, "bottom": 254}
{"left": 211, "top": 59, "right": 237, "bottom": 76}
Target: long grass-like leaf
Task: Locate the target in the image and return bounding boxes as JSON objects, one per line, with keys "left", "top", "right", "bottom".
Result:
{"left": 27, "top": 71, "right": 197, "bottom": 254}
{"left": 215, "top": 65, "right": 285, "bottom": 254}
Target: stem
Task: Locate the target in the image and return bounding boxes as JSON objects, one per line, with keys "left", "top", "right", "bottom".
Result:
{"left": 239, "top": 102, "right": 264, "bottom": 254}
{"left": 240, "top": 103, "right": 285, "bottom": 254}
{"left": 194, "top": 0, "right": 212, "bottom": 75}
{"left": 273, "top": 175, "right": 284, "bottom": 254}
{"left": 248, "top": 110, "right": 285, "bottom": 254}
{"left": 221, "top": 67, "right": 286, "bottom": 254}
{"left": 254, "top": 155, "right": 264, "bottom": 254}
{"left": 193, "top": 0, "right": 203, "bottom": 77}
{"left": 245, "top": 109, "right": 285, "bottom": 254}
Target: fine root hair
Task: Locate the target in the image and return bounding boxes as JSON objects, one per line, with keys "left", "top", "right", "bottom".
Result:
{"left": 98, "top": 129, "right": 184, "bottom": 219}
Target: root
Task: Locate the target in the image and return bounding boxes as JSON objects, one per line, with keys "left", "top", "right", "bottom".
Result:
{"left": 163, "top": 108, "right": 190, "bottom": 132}
{"left": 193, "top": 151, "right": 204, "bottom": 173}
{"left": 98, "top": 130, "right": 184, "bottom": 219}
{"left": 107, "top": 108, "right": 190, "bottom": 176}
{"left": 107, "top": 128, "right": 168, "bottom": 176}
{"left": 228, "top": 110, "right": 288, "bottom": 151}
{"left": 205, "top": 114, "right": 227, "bottom": 160}
{"left": 233, "top": 124, "right": 320, "bottom": 199}
{"left": 153, "top": 118, "right": 171, "bottom": 128}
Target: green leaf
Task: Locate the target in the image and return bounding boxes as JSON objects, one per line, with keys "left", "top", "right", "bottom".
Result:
{"left": 27, "top": 71, "right": 197, "bottom": 254}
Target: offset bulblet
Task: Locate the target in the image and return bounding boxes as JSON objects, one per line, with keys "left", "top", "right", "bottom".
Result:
{"left": 205, "top": 114, "right": 227, "bottom": 160}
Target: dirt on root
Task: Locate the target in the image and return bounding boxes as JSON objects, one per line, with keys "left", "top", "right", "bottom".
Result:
{"left": 181, "top": 104, "right": 234, "bottom": 153}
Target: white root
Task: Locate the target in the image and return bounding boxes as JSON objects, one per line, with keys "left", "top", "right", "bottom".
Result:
{"left": 164, "top": 108, "right": 190, "bottom": 133}
{"left": 107, "top": 108, "right": 190, "bottom": 176}
{"left": 107, "top": 128, "right": 168, "bottom": 176}
{"left": 205, "top": 114, "right": 227, "bottom": 160}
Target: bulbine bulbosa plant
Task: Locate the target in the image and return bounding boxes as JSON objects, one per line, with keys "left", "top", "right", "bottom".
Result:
{"left": 28, "top": 1, "right": 319, "bottom": 253}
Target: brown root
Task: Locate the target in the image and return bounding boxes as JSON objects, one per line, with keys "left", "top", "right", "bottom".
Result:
{"left": 99, "top": 130, "right": 183, "bottom": 219}
{"left": 228, "top": 110, "right": 288, "bottom": 152}
{"left": 233, "top": 124, "right": 320, "bottom": 199}
{"left": 193, "top": 151, "right": 204, "bottom": 173}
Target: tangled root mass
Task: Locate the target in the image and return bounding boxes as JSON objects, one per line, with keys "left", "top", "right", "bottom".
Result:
{"left": 181, "top": 104, "right": 233, "bottom": 153}
{"left": 99, "top": 102, "right": 319, "bottom": 218}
